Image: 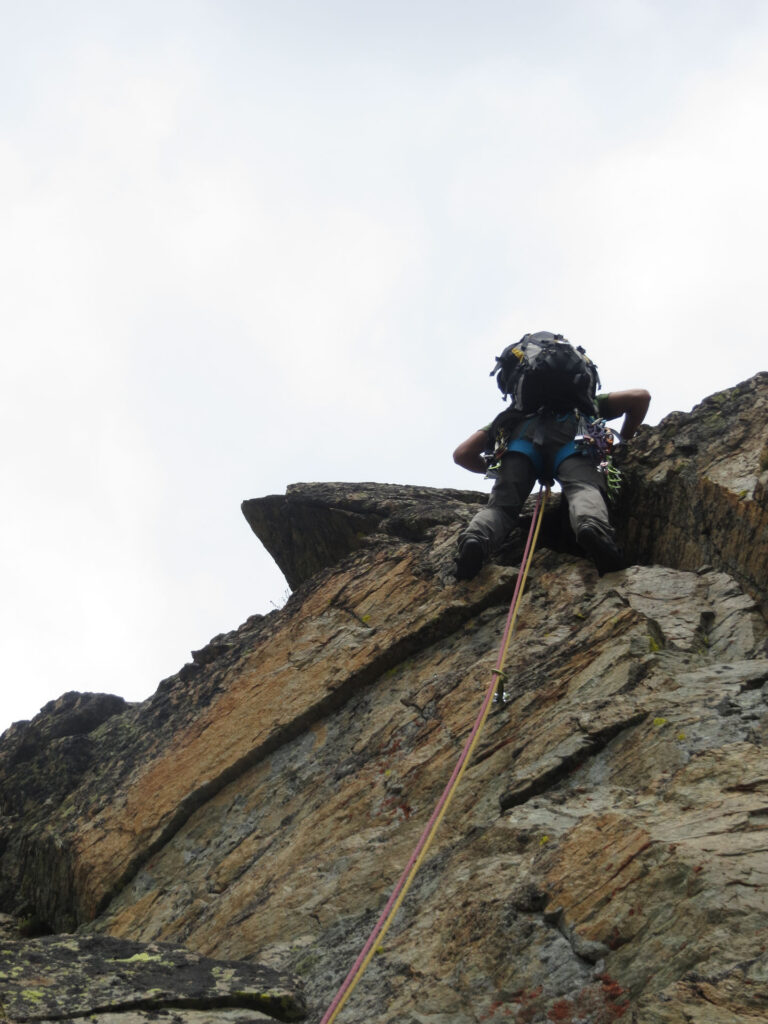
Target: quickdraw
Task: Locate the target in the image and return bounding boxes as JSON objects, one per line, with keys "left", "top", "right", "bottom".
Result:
{"left": 491, "top": 667, "right": 509, "bottom": 705}
{"left": 575, "top": 417, "right": 622, "bottom": 500}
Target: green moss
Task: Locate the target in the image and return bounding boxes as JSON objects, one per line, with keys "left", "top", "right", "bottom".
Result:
{"left": 21, "top": 988, "right": 46, "bottom": 1003}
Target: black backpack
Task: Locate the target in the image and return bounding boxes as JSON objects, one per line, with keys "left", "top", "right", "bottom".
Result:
{"left": 490, "top": 331, "right": 600, "bottom": 416}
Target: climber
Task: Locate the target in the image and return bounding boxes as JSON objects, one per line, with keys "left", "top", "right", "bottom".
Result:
{"left": 453, "top": 332, "right": 650, "bottom": 580}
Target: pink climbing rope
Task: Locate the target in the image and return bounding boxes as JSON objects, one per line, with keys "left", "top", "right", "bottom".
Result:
{"left": 319, "top": 486, "right": 549, "bottom": 1024}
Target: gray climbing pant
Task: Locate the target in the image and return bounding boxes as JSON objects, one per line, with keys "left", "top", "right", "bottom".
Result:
{"left": 459, "top": 411, "right": 616, "bottom": 558}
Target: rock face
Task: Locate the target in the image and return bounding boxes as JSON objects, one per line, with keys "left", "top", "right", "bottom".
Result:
{"left": 1, "top": 373, "right": 768, "bottom": 1024}
{"left": 617, "top": 372, "right": 768, "bottom": 619}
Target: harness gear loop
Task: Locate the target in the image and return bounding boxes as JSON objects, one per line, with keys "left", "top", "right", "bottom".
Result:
{"left": 319, "top": 485, "right": 550, "bottom": 1024}
{"left": 574, "top": 418, "right": 623, "bottom": 499}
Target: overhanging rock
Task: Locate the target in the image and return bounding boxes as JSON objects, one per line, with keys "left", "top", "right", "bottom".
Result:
{"left": 242, "top": 481, "right": 488, "bottom": 589}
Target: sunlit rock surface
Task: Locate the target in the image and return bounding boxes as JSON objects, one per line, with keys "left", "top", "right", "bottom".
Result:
{"left": 1, "top": 373, "right": 767, "bottom": 1023}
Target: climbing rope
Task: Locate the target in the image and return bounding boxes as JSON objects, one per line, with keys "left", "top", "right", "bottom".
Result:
{"left": 319, "top": 485, "right": 550, "bottom": 1024}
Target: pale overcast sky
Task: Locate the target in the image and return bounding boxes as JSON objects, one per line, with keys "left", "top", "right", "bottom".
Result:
{"left": 2, "top": 0, "right": 766, "bottom": 733}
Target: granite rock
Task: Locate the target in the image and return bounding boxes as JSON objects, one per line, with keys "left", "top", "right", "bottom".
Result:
{"left": 1, "top": 374, "right": 768, "bottom": 1023}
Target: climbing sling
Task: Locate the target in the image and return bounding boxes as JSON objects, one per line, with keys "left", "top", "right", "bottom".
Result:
{"left": 319, "top": 485, "right": 550, "bottom": 1024}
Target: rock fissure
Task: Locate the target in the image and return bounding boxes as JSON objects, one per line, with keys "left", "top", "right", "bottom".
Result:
{"left": 543, "top": 906, "right": 611, "bottom": 968}
{"left": 330, "top": 599, "right": 377, "bottom": 631}
{"left": 498, "top": 710, "right": 648, "bottom": 812}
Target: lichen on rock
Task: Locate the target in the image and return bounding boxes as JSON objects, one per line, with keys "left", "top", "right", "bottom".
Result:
{"left": 0, "top": 934, "right": 305, "bottom": 1022}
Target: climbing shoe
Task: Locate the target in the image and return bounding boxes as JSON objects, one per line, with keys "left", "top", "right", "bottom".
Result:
{"left": 455, "top": 538, "right": 484, "bottom": 581}
{"left": 576, "top": 523, "right": 625, "bottom": 576}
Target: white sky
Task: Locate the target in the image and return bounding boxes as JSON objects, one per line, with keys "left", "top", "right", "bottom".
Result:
{"left": 2, "top": 0, "right": 767, "bottom": 733}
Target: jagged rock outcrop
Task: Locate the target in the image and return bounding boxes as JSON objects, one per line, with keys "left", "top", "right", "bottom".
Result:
{"left": 616, "top": 371, "right": 768, "bottom": 618}
{"left": 0, "top": 691, "right": 127, "bottom": 820}
{"left": 241, "top": 484, "right": 488, "bottom": 590}
{"left": 1, "top": 373, "right": 767, "bottom": 1023}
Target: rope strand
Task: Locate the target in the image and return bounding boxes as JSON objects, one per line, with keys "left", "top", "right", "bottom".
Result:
{"left": 320, "top": 486, "right": 549, "bottom": 1024}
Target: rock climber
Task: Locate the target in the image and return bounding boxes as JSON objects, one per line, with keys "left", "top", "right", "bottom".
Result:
{"left": 453, "top": 335, "right": 650, "bottom": 581}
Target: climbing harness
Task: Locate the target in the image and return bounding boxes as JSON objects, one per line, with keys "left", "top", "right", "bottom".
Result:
{"left": 319, "top": 486, "right": 550, "bottom": 1024}
{"left": 489, "top": 416, "right": 623, "bottom": 498}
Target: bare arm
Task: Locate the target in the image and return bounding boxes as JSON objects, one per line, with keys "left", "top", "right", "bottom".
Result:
{"left": 453, "top": 428, "right": 491, "bottom": 474}
{"left": 599, "top": 389, "right": 651, "bottom": 440}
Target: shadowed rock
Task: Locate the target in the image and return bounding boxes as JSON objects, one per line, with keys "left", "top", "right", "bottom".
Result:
{"left": 241, "top": 481, "right": 488, "bottom": 589}
{"left": 617, "top": 370, "right": 768, "bottom": 617}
